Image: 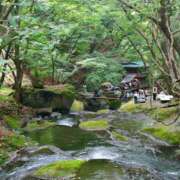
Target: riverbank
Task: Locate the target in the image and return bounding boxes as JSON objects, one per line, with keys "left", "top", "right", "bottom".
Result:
{"left": 119, "top": 100, "right": 180, "bottom": 146}
{"left": 1, "top": 87, "right": 180, "bottom": 179}
{"left": 0, "top": 88, "right": 30, "bottom": 166}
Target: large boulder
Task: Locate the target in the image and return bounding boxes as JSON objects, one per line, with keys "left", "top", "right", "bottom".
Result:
{"left": 20, "top": 84, "right": 76, "bottom": 113}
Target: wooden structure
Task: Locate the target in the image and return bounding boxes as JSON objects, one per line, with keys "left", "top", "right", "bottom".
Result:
{"left": 121, "top": 61, "right": 149, "bottom": 91}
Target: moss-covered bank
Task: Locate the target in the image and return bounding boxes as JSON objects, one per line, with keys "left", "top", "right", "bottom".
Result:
{"left": 0, "top": 87, "right": 35, "bottom": 166}
{"left": 0, "top": 127, "right": 34, "bottom": 166}
{"left": 119, "top": 100, "right": 180, "bottom": 145}
{"left": 142, "top": 124, "right": 180, "bottom": 145}
{"left": 119, "top": 101, "right": 179, "bottom": 122}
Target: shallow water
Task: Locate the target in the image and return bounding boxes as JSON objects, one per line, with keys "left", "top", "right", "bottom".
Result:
{"left": 1, "top": 112, "right": 180, "bottom": 180}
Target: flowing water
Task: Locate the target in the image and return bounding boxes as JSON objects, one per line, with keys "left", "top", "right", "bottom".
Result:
{"left": 1, "top": 111, "right": 180, "bottom": 180}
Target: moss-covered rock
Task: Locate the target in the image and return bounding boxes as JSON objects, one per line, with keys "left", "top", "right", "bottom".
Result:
{"left": 96, "top": 109, "right": 110, "bottom": 115}
{"left": 24, "top": 120, "right": 56, "bottom": 132}
{"left": 142, "top": 125, "right": 180, "bottom": 145}
{"left": 111, "top": 131, "right": 128, "bottom": 141}
{"left": 119, "top": 101, "right": 151, "bottom": 113}
{"left": 80, "top": 111, "right": 99, "bottom": 119}
{"left": 79, "top": 119, "right": 109, "bottom": 131}
{"left": 21, "top": 84, "right": 76, "bottom": 113}
{"left": 33, "top": 160, "right": 86, "bottom": 178}
{"left": 84, "top": 98, "right": 107, "bottom": 112}
{"left": 70, "top": 100, "right": 84, "bottom": 112}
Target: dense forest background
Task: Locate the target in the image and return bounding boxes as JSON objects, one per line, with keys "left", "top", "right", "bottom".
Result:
{"left": 0, "top": 0, "right": 179, "bottom": 100}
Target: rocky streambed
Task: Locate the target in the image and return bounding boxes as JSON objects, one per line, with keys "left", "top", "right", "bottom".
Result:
{"left": 0, "top": 111, "right": 180, "bottom": 180}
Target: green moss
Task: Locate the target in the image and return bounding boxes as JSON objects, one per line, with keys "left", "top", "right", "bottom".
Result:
{"left": 24, "top": 121, "right": 55, "bottom": 131}
{"left": 108, "top": 99, "right": 121, "bottom": 110}
{"left": 111, "top": 131, "right": 128, "bottom": 141}
{"left": 79, "top": 119, "right": 109, "bottom": 131}
{"left": 47, "top": 84, "right": 76, "bottom": 100}
{"left": 119, "top": 101, "right": 151, "bottom": 113}
{"left": 149, "top": 107, "right": 178, "bottom": 121}
{"left": 71, "top": 100, "right": 84, "bottom": 112}
{"left": 142, "top": 126, "right": 180, "bottom": 145}
{"left": 4, "top": 115, "right": 21, "bottom": 129}
{"left": 96, "top": 109, "right": 110, "bottom": 114}
{"left": 34, "top": 160, "right": 86, "bottom": 178}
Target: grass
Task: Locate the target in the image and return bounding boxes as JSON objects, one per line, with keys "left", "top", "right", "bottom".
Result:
{"left": 34, "top": 160, "right": 86, "bottom": 178}
{"left": 111, "top": 131, "right": 128, "bottom": 141}
{"left": 79, "top": 119, "right": 109, "bottom": 131}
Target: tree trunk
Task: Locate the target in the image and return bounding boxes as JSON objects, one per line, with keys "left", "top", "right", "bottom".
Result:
{"left": 14, "top": 44, "right": 23, "bottom": 102}
{"left": 0, "top": 44, "right": 12, "bottom": 87}
{"left": 0, "top": 64, "right": 7, "bottom": 87}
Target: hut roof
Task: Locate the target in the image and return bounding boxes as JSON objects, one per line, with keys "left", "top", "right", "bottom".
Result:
{"left": 121, "top": 61, "right": 148, "bottom": 68}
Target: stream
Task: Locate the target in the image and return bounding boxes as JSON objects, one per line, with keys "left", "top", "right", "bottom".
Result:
{"left": 1, "top": 111, "right": 180, "bottom": 180}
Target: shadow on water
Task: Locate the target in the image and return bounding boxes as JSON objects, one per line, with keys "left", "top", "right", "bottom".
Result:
{"left": 25, "top": 125, "right": 107, "bottom": 151}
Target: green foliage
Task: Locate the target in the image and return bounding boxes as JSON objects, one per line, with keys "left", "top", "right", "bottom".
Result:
{"left": 0, "top": 0, "right": 179, "bottom": 93}
{"left": 2, "top": 134, "right": 27, "bottom": 150}
{"left": 4, "top": 116, "right": 21, "bottom": 129}
{"left": 81, "top": 55, "right": 124, "bottom": 91}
